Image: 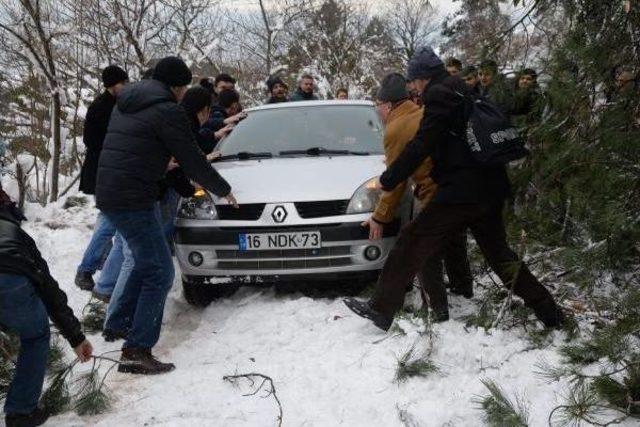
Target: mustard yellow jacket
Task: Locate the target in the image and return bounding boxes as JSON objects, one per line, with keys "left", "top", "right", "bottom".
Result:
{"left": 372, "top": 100, "right": 437, "bottom": 224}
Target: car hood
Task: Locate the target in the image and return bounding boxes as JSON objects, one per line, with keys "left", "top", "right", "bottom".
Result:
{"left": 211, "top": 156, "right": 386, "bottom": 204}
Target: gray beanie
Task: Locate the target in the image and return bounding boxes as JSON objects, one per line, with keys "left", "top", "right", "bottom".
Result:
{"left": 376, "top": 73, "right": 408, "bottom": 103}
{"left": 406, "top": 46, "right": 445, "bottom": 81}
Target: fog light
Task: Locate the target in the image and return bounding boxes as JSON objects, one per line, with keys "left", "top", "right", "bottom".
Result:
{"left": 364, "top": 245, "right": 381, "bottom": 261}
{"left": 188, "top": 252, "right": 204, "bottom": 267}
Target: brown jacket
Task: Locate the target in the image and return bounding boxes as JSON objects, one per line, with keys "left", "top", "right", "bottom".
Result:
{"left": 372, "top": 100, "right": 437, "bottom": 224}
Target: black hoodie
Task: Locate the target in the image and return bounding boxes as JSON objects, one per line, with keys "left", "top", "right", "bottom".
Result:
{"left": 96, "top": 79, "right": 231, "bottom": 210}
{"left": 0, "top": 206, "right": 85, "bottom": 348}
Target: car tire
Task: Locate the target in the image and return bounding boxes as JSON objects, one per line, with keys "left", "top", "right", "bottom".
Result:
{"left": 182, "top": 278, "right": 240, "bottom": 306}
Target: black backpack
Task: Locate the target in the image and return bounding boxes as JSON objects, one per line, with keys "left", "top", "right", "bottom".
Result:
{"left": 462, "top": 96, "right": 529, "bottom": 165}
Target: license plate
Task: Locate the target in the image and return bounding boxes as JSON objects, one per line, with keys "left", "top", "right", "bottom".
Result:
{"left": 239, "top": 231, "right": 321, "bottom": 251}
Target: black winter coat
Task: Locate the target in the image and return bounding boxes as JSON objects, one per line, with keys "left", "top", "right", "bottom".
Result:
{"left": 96, "top": 80, "right": 231, "bottom": 210}
{"left": 79, "top": 91, "right": 116, "bottom": 195}
{"left": 0, "top": 207, "right": 85, "bottom": 348}
{"left": 289, "top": 88, "right": 319, "bottom": 102}
{"left": 380, "top": 72, "right": 511, "bottom": 205}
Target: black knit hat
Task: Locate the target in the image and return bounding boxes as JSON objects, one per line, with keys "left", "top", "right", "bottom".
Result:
{"left": 406, "top": 46, "right": 445, "bottom": 81}
{"left": 102, "top": 65, "right": 128, "bottom": 88}
{"left": 152, "top": 57, "right": 193, "bottom": 87}
{"left": 376, "top": 73, "right": 409, "bottom": 103}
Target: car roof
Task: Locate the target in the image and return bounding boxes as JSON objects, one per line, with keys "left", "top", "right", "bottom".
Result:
{"left": 246, "top": 100, "right": 375, "bottom": 113}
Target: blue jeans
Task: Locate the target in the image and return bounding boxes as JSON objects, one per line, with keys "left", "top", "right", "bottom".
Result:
{"left": 104, "top": 234, "right": 134, "bottom": 331}
{"left": 101, "top": 207, "right": 174, "bottom": 349}
{"left": 77, "top": 211, "right": 116, "bottom": 274}
{"left": 0, "top": 274, "right": 50, "bottom": 415}
{"left": 160, "top": 189, "right": 180, "bottom": 243}
{"left": 93, "top": 233, "right": 134, "bottom": 297}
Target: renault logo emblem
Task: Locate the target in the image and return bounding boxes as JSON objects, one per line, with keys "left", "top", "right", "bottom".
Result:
{"left": 271, "top": 205, "right": 288, "bottom": 223}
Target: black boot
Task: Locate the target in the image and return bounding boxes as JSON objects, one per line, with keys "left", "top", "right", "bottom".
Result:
{"left": 74, "top": 271, "right": 95, "bottom": 291}
{"left": 5, "top": 407, "right": 49, "bottom": 427}
{"left": 343, "top": 298, "right": 393, "bottom": 331}
{"left": 118, "top": 348, "right": 175, "bottom": 375}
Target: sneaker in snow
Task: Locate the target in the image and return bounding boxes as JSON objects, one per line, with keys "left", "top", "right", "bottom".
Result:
{"left": 343, "top": 298, "right": 392, "bottom": 331}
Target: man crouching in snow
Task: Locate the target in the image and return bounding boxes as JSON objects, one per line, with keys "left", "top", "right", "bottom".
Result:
{"left": 354, "top": 72, "right": 473, "bottom": 323}
{"left": 0, "top": 188, "right": 93, "bottom": 427}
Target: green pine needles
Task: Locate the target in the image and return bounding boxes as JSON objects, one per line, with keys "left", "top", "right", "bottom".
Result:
{"left": 474, "top": 379, "right": 530, "bottom": 427}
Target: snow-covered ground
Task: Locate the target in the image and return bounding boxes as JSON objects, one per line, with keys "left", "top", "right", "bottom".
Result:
{"left": 13, "top": 197, "right": 630, "bottom": 427}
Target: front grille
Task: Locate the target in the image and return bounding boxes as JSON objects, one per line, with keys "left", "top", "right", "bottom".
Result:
{"left": 216, "top": 204, "right": 265, "bottom": 220}
{"left": 216, "top": 246, "right": 353, "bottom": 270}
{"left": 295, "top": 200, "right": 349, "bottom": 218}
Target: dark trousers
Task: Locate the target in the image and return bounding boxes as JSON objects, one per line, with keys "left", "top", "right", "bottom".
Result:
{"left": 419, "top": 230, "right": 472, "bottom": 316}
{"left": 370, "top": 201, "right": 559, "bottom": 325}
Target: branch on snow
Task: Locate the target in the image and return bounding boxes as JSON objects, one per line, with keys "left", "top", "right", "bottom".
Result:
{"left": 223, "top": 372, "right": 283, "bottom": 427}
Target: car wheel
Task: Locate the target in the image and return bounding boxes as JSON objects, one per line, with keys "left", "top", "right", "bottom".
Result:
{"left": 182, "top": 278, "right": 240, "bottom": 306}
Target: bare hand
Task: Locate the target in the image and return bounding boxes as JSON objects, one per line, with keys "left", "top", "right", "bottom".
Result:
{"left": 361, "top": 217, "right": 383, "bottom": 240}
{"left": 74, "top": 340, "right": 93, "bottom": 363}
{"left": 224, "top": 112, "right": 247, "bottom": 125}
{"left": 206, "top": 151, "right": 222, "bottom": 162}
{"left": 215, "top": 124, "right": 235, "bottom": 140}
{"left": 167, "top": 158, "right": 179, "bottom": 171}
{"left": 225, "top": 192, "right": 239, "bottom": 208}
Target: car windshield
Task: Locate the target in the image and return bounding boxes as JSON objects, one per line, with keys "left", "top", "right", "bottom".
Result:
{"left": 217, "top": 104, "right": 384, "bottom": 158}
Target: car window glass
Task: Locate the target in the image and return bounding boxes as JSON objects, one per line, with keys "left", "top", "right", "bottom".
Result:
{"left": 217, "top": 105, "right": 384, "bottom": 155}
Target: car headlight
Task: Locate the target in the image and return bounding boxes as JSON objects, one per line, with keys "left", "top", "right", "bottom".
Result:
{"left": 177, "top": 188, "right": 218, "bottom": 220}
{"left": 346, "top": 177, "right": 382, "bottom": 214}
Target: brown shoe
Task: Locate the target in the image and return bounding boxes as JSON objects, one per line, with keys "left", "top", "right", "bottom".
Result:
{"left": 118, "top": 348, "right": 175, "bottom": 375}
{"left": 91, "top": 290, "right": 111, "bottom": 304}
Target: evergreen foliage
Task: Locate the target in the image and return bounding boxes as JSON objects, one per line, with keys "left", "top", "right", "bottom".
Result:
{"left": 394, "top": 346, "right": 439, "bottom": 384}
{"left": 81, "top": 299, "right": 106, "bottom": 333}
{"left": 474, "top": 379, "right": 530, "bottom": 427}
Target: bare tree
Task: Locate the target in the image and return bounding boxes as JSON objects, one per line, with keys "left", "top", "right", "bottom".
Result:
{"left": 0, "top": 0, "right": 71, "bottom": 202}
{"left": 384, "top": 0, "right": 440, "bottom": 64}
{"left": 226, "top": 0, "right": 312, "bottom": 76}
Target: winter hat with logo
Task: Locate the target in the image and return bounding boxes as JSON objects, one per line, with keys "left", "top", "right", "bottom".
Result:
{"left": 376, "top": 73, "right": 409, "bottom": 103}
{"left": 152, "top": 57, "right": 193, "bottom": 87}
{"left": 406, "top": 46, "right": 445, "bottom": 81}
{"left": 102, "top": 65, "right": 129, "bottom": 88}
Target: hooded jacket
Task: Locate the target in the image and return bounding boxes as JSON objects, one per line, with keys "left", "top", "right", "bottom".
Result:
{"left": 380, "top": 72, "right": 511, "bottom": 204}
{"left": 96, "top": 80, "right": 231, "bottom": 210}
{"left": 0, "top": 207, "right": 85, "bottom": 347}
{"left": 372, "top": 100, "right": 436, "bottom": 224}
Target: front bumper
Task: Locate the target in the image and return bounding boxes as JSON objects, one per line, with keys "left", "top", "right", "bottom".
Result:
{"left": 174, "top": 220, "right": 400, "bottom": 278}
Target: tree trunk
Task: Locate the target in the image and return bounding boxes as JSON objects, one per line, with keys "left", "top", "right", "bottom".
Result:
{"left": 50, "top": 91, "right": 62, "bottom": 202}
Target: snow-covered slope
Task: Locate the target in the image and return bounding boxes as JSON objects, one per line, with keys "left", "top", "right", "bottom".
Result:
{"left": 16, "top": 197, "right": 631, "bottom": 427}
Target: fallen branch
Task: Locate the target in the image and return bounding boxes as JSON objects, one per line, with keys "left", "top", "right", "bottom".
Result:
{"left": 223, "top": 372, "right": 283, "bottom": 427}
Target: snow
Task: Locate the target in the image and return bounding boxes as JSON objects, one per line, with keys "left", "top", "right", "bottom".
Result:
{"left": 15, "top": 195, "right": 635, "bottom": 427}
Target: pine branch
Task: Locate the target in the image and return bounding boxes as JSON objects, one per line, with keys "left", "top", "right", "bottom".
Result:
{"left": 474, "top": 379, "right": 529, "bottom": 427}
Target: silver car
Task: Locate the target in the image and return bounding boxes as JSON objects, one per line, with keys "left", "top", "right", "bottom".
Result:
{"left": 174, "top": 100, "right": 413, "bottom": 305}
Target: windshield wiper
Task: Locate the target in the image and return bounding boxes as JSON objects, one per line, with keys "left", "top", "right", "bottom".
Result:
{"left": 214, "top": 152, "right": 273, "bottom": 162}
{"left": 279, "top": 147, "right": 370, "bottom": 157}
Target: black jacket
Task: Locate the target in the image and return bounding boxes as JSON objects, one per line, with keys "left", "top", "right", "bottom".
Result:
{"left": 79, "top": 91, "right": 116, "bottom": 195}
{"left": 289, "top": 88, "right": 319, "bottom": 101}
{"left": 266, "top": 95, "right": 289, "bottom": 104}
{"left": 96, "top": 80, "right": 231, "bottom": 210}
{"left": 0, "top": 207, "right": 85, "bottom": 348}
{"left": 380, "top": 72, "right": 511, "bottom": 204}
